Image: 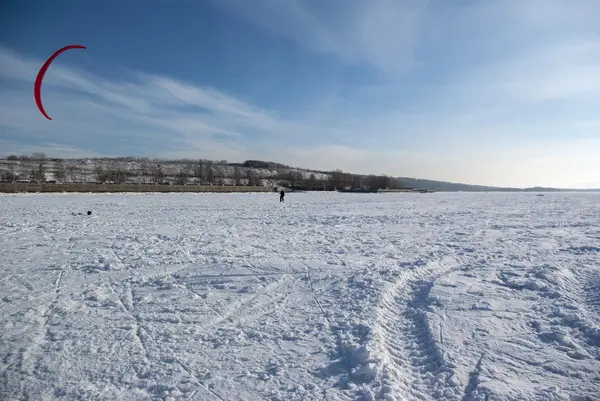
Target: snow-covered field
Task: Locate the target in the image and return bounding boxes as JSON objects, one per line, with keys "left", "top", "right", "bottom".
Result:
{"left": 1, "top": 192, "right": 599, "bottom": 401}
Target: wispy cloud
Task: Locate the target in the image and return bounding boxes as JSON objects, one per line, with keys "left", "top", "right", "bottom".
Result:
{"left": 212, "top": 0, "right": 600, "bottom": 130}
{"left": 455, "top": 41, "right": 600, "bottom": 105}
{"left": 216, "top": 0, "right": 600, "bottom": 79}
{"left": 0, "top": 44, "right": 328, "bottom": 158}
{"left": 214, "top": 0, "right": 429, "bottom": 74}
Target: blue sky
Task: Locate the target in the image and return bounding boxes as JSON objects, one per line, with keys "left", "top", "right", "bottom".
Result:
{"left": 1, "top": 0, "right": 600, "bottom": 188}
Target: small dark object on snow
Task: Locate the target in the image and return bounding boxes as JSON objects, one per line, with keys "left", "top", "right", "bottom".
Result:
{"left": 72, "top": 211, "right": 92, "bottom": 216}
{"left": 280, "top": 190, "right": 285, "bottom": 202}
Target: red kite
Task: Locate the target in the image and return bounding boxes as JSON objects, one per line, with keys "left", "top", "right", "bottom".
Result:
{"left": 34, "top": 44, "right": 87, "bottom": 120}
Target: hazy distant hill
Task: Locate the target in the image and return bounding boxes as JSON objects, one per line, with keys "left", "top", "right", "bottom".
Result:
{"left": 395, "top": 178, "right": 599, "bottom": 192}
{"left": 396, "top": 177, "right": 520, "bottom": 192}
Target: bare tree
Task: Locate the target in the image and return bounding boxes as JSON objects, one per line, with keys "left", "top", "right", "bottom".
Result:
{"left": 54, "top": 160, "right": 66, "bottom": 182}
{"left": 286, "top": 171, "right": 303, "bottom": 187}
{"left": 151, "top": 164, "right": 165, "bottom": 184}
{"left": 206, "top": 162, "right": 214, "bottom": 184}
{"left": 138, "top": 161, "right": 153, "bottom": 183}
{"left": 27, "top": 153, "right": 47, "bottom": 183}
{"left": 175, "top": 167, "right": 188, "bottom": 185}
{"left": 365, "top": 174, "right": 391, "bottom": 189}
{"left": 29, "top": 160, "right": 46, "bottom": 183}
{"left": 247, "top": 169, "right": 262, "bottom": 186}
{"left": 94, "top": 164, "right": 107, "bottom": 183}
{"left": 182, "top": 162, "right": 193, "bottom": 183}
{"left": 193, "top": 160, "right": 205, "bottom": 183}
{"left": 213, "top": 166, "right": 223, "bottom": 185}
{"left": 1, "top": 170, "right": 17, "bottom": 182}
{"left": 234, "top": 166, "right": 243, "bottom": 186}
{"left": 246, "top": 170, "right": 256, "bottom": 186}
{"left": 330, "top": 169, "right": 344, "bottom": 189}
{"left": 7, "top": 158, "right": 17, "bottom": 182}
{"left": 29, "top": 168, "right": 40, "bottom": 182}
{"left": 66, "top": 165, "right": 78, "bottom": 183}
{"left": 82, "top": 162, "right": 93, "bottom": 183}
{"left": 106, "top": 162, "right": 127, "bottom": 184}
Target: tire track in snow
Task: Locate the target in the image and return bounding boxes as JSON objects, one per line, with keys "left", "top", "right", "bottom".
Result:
{"left": 575, "top": 267, "right": 600, "bottom": 349}
{"left": 374, "top": 257, "right": 461, "bottom": 401}
{"left": 581, "top": 268, "right": 600, "bottom": 318}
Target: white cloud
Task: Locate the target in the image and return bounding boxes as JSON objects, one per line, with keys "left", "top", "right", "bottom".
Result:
{"left": 214, "top": 0, "right": 429, "bottom": 74}
{"left": 0, "top": 45, "right": 285, "bottom": 129}
{"left": 0, "top": 45, "right": 300, "bottom": 155}
{"left": 456, "top": 41, "right": 600, "bottom": 106}
{"left": 215, "top": 0, "right": 600, "bottom": 79}
{"left": 0, "top": 139, "right": 110, "bottom": 159}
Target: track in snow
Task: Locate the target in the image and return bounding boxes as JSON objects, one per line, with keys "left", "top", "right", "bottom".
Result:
{"left": 581, "top": 268, "right": 600, "bottom": 318}
{"left": 577, "top": 267, "right": 600, "bottom": 350}
{"left": 374, "top": 258, "right": 461, "bottom": 401}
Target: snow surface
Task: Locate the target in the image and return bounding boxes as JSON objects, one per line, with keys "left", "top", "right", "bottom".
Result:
{"left": 1, "top": 192, "right": 599, "bottom": 401}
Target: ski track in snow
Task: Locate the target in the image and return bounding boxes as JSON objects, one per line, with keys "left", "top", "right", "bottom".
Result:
{"left": 0, "top": 191, "right": 599, "bottom": 400}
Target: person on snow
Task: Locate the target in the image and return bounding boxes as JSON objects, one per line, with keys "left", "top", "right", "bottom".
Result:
{"left": 280, "top": 189, "right": 285, "bottom": 202}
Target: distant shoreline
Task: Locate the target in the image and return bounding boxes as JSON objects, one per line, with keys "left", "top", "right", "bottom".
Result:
{"left": 1, "top": 182, "right": 599, "bottom": 194}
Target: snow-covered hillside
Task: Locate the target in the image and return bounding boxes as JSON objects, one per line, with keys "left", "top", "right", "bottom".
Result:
{"left": 1, "top": 192, "right": 599, "bottom": 400}
{"left": 0, "top": 157, "right": 331, "bottom": 188}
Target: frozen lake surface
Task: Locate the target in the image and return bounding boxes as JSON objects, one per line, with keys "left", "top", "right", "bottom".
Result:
{"left": 1, "top": 192, "right": 599, "bottom": 400}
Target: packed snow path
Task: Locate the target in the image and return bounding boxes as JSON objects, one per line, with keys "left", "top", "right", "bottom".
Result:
{"left": 1, "top": 192, "right": 599, "bottom": 400}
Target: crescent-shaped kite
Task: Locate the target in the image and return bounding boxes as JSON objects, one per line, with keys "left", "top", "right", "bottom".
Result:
{"left": 34, "top": 44, "right": 87, "bottom": 120}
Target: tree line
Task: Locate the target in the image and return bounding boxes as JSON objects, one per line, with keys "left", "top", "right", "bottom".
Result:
{"left": 0, "top": 153, "right": 407, "bottom": 190}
